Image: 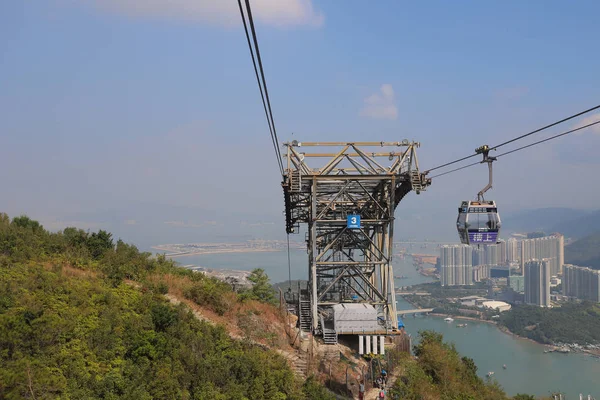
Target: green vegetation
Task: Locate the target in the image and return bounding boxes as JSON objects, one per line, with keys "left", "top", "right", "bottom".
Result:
{"left": 391, "top": 330, "right": 517, "bottom": 400}
{"left": 242, "top": 268, "right": 277, "bottom": 304}
{"left": 0, "top": 213, "right": 549, "bottom": 399}
{"left": 499, "top": 303, "right": 600, "bottom": 345}
{"left": 565, "top": 232, "right": 600, "bottom": 270}
{"left": 0, "top": 213, "right": 331, "bottom": 399}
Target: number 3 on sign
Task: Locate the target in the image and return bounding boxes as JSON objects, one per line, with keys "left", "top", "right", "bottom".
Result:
{"left": 347, "top": 215, "right": 361, "bottom": 229}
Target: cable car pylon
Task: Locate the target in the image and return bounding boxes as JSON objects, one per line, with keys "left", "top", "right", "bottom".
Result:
{"left": 282, "top": 141, "right": 430, "bottom": 339}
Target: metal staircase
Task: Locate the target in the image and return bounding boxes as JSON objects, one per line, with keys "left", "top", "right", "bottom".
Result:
{"left": 299, "top": 290, "right": 312, "bottom": 332}
{"left": 322, "top": 329, "right": 338, "bottom": 345}
{"left": 320, "top": 316, "right": 338, "bottom": 345}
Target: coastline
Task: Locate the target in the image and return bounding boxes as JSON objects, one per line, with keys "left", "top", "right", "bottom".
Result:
{"left": 400, "top": 295, "right": 600, "bottom": 357}
{"left": 153, "top": 248, "right": 281, "bottom": 258}
{"left": 423, "top": 311, "right": 600, "bottom": 357}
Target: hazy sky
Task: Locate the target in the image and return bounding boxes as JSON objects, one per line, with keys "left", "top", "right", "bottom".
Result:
{"left": 2, "top": 0, "right": 600, "bottom": 246}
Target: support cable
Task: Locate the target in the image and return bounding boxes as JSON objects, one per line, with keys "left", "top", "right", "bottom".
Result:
{"left": 286, "top": 234, "right": 292, "bottom": 292}
{"left": 237, "top": 0, "right": 284, "bottom": 175}
{"left": 429, "top": 119, "right": 600, "bottom": 179}
{"left": 425, "top": 104, "right": 600, "bottom": 174}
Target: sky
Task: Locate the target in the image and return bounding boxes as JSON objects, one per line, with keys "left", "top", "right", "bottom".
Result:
{"left": 1, "top": 0, "right": 600, "bottom": 248}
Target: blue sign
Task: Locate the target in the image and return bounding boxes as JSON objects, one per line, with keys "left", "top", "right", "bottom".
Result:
{"left": 347, "top": 214, "right": 361, "bottom": 229}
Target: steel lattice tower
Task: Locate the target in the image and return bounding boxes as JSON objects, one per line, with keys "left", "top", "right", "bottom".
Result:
{"left": 282, "top": 141, "right": 431, "bottom": 334}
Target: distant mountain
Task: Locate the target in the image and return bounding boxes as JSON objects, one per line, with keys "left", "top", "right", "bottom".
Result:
{"left": 565, "top": 232, "right": 600, "bottom": 270}
{"left": 549, "top": 210, "right": 600, "bottom": 239}
{"left": 42, "top": 202, "right": 286, "bottom": 251}
{"left": 500, "top": 208, "right": 593, "bottom": 236}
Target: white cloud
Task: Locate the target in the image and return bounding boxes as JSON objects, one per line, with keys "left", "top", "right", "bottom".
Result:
{"left": 359, "top": 84, "right": 398, "bottom": 120}
{"left": 573, "top": 112, "right": 600, "bottom": 135}
{"left": 83, "top": 0, "right": 324, "bottom": 27}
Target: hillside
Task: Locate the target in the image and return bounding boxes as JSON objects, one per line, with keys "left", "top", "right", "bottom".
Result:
{"left": 565, "top": 232, "right": 600, "bottom": 270}
{"left": 499, "top": 303, "right": 600, "bottom": 345}
{"left": 0, "top": 214, "right": 334, "bottom": 400}
{"left": 550, "top": 210, "right": 600, "bottom": 239}
{"left": 0, "top": 213, "right": 544, "bottom": 399}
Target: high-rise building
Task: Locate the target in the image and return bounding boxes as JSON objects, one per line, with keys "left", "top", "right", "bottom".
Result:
{"left": 498, "top": 239, "right": 507, "bottom": 265}
{"left": 556, "top": 234, "right": 564, "bottom": 274}
{"left": 440, "top": 245, "right": 473, "bottom": 286}
{"left": 472, "top": 265, "right": 491, "bottom": 282}
{"left": 472, "top": 240, "right": 507, "bottom": 268}
{"left": 507, "top": 238, "right": 520, "bottom": 263}
{"left": 472, "top": 247, "right": 485, "bottom": 267}
{"left": 525, "top": 259, "right": 551, "bottom": 307}
{"left": 520, "top": 234, "right": 564, "bottom": 276}
{"left": 563, "top": 264, "right": 600, "bottom": 302}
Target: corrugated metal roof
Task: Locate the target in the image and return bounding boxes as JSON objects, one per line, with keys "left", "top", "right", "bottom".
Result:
{"left": 332, "top": 303, "right": 376, "bottom": 311}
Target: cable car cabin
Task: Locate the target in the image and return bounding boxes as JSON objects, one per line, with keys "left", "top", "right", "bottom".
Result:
{"left": 457, "top": 200, "right": 501, "bottom": 245}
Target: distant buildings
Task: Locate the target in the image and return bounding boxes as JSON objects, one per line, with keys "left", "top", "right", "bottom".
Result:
{"left": 438, "top": 233, "right": 564, "bottom": 293}
{"left": 440, "top": 245, "right": 473, "bottom": 286}
{"left": 563, "top": 264, "right": 600, "bottom": 302}
{"left": 472, "top": 265, "right": 491, "bottom": 282}
{"left": 482, "top": 300, "right": 512, "bottom": 312}
{"left": 509, "top": 275, "right": 525, "bottom": 293}
{"left": 524, "top": 259, "right": 551, "bottom": 307}
{"left": 507, "top": 238, "right": 519, "bottom": 263}
{"left": 520, "top": 234, "right": 564, "bottom": 276}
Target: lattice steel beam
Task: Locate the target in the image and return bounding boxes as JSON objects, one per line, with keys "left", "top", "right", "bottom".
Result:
{"left": 282, "top": 141, "right": 431, "bottom": 333}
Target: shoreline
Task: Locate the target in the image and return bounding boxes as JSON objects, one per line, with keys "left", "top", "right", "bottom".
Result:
{"left": 425, "top": 311, "right": 600, "bottom": 357}
{"left": 400, "top": 295, "right": 600, "bottom": 357}
{"left": 152, "top": 248, "right": 281, "bottom": 258}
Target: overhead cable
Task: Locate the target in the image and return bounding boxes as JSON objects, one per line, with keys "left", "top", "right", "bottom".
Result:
{"left": 429, "top": 119, "right": 600, "bottom": 179}
{"left": 237, "top": 0, "right": 284, "bottom": 175}
{"left": 425, "top": 104, "right": 600, "bottom": 174}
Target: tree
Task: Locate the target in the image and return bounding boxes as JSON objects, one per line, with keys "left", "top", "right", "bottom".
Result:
{"left": 86, "top": 230, "right": 113, "bottom": 259}
{"left": 0, "top": 213, "right": 9, "bottom": 227}
{"left": 63, "top": 227, "right": 88, "bottom": 247}
{"left": 11, "top": 215, "right": 43, "bottom": 232}
{"left": 513, "top": 395, "right": 536, "bottom": 400}
{"left": 246, "top": 268, "right": 275, "bottom": 304}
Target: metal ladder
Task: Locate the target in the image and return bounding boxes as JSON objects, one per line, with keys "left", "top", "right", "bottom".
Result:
{"left": 410, "top": 170, "right": 423, "bottom": 192}
{"left": 290, "top": 170, "right": 301, "bottom": 192}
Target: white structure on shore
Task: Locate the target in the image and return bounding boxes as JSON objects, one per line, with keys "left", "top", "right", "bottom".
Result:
{"left": 482, "top": 300, "right": 511, "bottom": 312}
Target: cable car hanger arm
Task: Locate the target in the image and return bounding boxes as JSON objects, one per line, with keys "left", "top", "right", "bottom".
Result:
{"left": 475, "top": 145, "right": 496, "bottom": 202}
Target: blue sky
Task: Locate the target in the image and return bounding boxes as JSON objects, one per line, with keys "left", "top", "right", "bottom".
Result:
{"left": 1, "top": 0, "right": 599, "bottom": 245}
